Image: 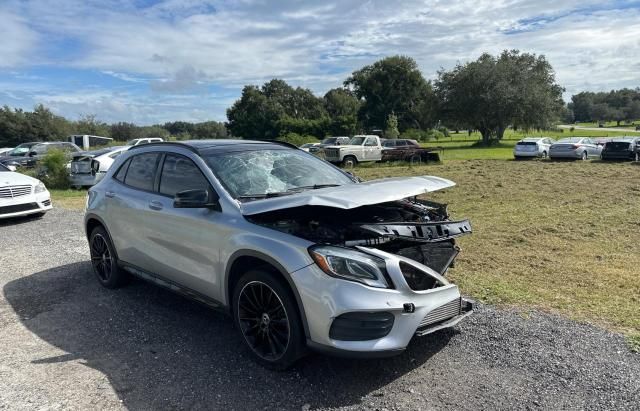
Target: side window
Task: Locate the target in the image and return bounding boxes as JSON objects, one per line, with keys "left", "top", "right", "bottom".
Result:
{"left": 114, "top": 158, "right": 131, "bottom": 182}
{"left": 384, "top": 140, "right": 395, "bottom": 147}
{"left": 124, "top": 153, "right": 160, "bottom": 191}
{"left": 159, "top": 154, "right": 209, "bottom": 197}
{"left": 365, "top": 137, "right": 377, "bottom": 146}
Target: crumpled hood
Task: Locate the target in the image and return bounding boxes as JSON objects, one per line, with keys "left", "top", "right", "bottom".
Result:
{"left": 240, "top": 175, "right": 455, "bottom": 215}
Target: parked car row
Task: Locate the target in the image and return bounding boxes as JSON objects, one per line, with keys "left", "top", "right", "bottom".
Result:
{"left": 514, "top": 136, "right": 640, "bottom": 161}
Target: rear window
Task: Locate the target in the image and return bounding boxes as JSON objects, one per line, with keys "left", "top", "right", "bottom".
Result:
{"left": 123, "top": 153, "right": 160, "bottom": 191}
{"left": 606, "top": 142, "right": 631, "bottom": 150}
{"left": 517, "top": 141, "right": 537, "bottom": 146}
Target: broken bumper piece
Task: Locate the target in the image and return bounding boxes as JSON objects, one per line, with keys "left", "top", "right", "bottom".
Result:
{"left": 360, "top": 219, "right": 472, "bottom": 243}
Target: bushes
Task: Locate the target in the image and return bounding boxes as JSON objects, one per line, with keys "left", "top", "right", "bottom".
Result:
{"left": 276, "top": 132, "right": 319, "bottom": 147}
{"left": 34, "top": 149, "right": 70, "bottom": 189}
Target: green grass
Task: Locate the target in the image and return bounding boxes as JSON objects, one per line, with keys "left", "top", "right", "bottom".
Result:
{"left": 355, "top": 160, "right": 640, "bottom": 340}
{"left": 50, "top": 189, "right": 87, "bottom": 209}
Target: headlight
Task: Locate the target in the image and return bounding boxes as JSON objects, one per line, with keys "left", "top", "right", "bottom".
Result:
{"left": 34, "top": 181, "right": 47, "bottom": 193}
{"left": 308, "top": 245, "right": 390, "bottom": 288}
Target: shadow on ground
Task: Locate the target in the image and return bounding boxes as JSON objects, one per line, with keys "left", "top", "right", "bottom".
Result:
{"left": 3, "top": 262, "right": 452, "bottom": 410}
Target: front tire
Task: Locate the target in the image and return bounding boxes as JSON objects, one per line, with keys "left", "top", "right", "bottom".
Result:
{"left": 232, "top": 270, "right": 305, "bottom": 370}
{"left": 581, "top": 151, "right": 588, "bottom": 160}
{"left": 341, "top": 156, "right": 357, "bottom": 168}
{"left": 541, "top": 151, "right": 548, "bottom": 159}
{"left": 89, "top": 226, "right": 128, "bottom": 289}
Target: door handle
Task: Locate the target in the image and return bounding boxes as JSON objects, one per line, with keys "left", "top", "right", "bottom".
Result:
{"left": 148, "top": 200, "right": 163, "bottom": 210}
{"left": 105, "top": 191, "right": 116, "bottom": 198}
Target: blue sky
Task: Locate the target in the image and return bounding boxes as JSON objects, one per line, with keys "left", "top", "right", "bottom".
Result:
{"left": 1, "top": 0, "right": 639, "bottom": 125}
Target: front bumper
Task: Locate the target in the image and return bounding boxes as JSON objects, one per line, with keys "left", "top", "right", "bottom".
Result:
{"left": 0, "top": 190, "right": 52, "bottom": 219}
{"left": 291, "top": 247, "right": 474, "bottom": 357}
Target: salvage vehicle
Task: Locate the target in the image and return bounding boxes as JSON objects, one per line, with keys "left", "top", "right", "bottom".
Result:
{"left": 0, "top": 162, "right": 52, "bottom": 219}
{"left": 513, "top": 137, "right": 554, "bottom": 159}
{"left": 381, "top": 139, "right": 441, "bottom": 163}
{"left": 549, "top": 137, "right": 601, "bottom": 160}
{"left": 84, "top": 140, "right": 473, "bottom": 369}
{"left": 0, "top": 148, "right": 13, "bottom": 156}
{"left": 0, "top": 142, "right": 40, "bottom": 166}
{"left": 600, "top": 137, "right": 640, "bottom": 161}
{"left": 69, "top": 146, "right": 130, "bottom": 188}
{"left": 299, "top": 143, "right": 320, "bottom": 152}
{"left": 1, "top": 141, "right": 82, "bottom": 169}
{"left": 323, "top": 135, "right": 384, "bottom": 166}
{"left": 308, "top": 136, "right": 350, "bottom": 154}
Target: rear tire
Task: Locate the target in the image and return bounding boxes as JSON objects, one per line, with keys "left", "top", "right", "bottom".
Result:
{"left": 635, "top": 152, "right": 639, "bottom": 162}
{"left": 89, "top": 226, "right": 128, "bottom": 289}
{"left": 541, "top": 151, "right": 548, "bottom": 159}
{"left": 232, "top": 270, "right": 305, "bottom": 370}
{"left": 581, "top": 151, "right": 588, "bottom": 160}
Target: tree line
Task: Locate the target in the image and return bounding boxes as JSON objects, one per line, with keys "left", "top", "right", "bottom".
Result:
{"left": 568, "top": 89, "right": 640, "bottom": 125}
{"left": 4, "top": 49, "right": 634, "bottom": 148}
{"left": 0, "top": 105, "right": 227, "bottom": 147}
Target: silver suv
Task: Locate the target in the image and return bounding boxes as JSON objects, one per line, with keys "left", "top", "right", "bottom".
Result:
{"left": 84, "top": 140, "right": 474, "bottom": 369}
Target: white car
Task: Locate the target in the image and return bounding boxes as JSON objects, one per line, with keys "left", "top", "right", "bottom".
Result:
{"left": 299, "top": 143, "right": 320, "bottom": 152}
{"left": 69, "top": 146, "right": 130, "bottom": 188}
{"left": 126, "top": 137, "right": 164, "bottom": 146}
{"left": 0, "top": 148, "right": 13, "bottom": 156}
{"left": 513, "top": 137, "right": 555, "bottom": 159}
{"left": 0, "top": 163, "right": 52, "bottom": 219}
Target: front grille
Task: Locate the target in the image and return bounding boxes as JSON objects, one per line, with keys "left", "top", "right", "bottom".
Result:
{"left": 324, "top": 148, "right": 338, "bottom": 157}
{"left": 0, "top": 202, "right": 39, "bottom": 215}
{"left": 0, "top": 185, "right": 32, "bottom": 198}
{"left": 419, "top": 298, "right": 461, "bottom": 328}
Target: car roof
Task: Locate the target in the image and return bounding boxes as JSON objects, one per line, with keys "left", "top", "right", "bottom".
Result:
{"left": 608, "top": 137, "right": 637, "bottom": 142}
{"left": 520, "top": 137, "right": 546, "bottom": 141}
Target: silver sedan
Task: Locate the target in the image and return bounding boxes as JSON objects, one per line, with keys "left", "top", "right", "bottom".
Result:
{"left": 549, "top": 137, "right": 601, "bottom": 160}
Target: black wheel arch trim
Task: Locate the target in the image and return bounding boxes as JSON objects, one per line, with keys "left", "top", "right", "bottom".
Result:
{"left": 224, "top": 249, "right": 311, "bottom": 339}
{"left": 84, "top": 213, "right": 120, "bottom": 261}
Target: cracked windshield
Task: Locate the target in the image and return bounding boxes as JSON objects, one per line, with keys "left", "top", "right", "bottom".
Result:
{"left": 204, "top": 149, "right": 353, "bottom": 199}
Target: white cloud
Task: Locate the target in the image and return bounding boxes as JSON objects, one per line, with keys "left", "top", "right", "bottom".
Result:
{"left": 1, "top": 0, "right": 639, "bottom": 123}
{"left": 0, "top": 8, "right": 39, "bottom": 67}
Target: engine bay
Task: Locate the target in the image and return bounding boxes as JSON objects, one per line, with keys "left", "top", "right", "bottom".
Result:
{"left": 247, "top": 197, "right": 472, "bottom": 275}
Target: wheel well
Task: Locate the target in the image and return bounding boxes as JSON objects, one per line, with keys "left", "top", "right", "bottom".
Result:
{"left": 228, "top": 256, "right": 284, "bottom": 304}
{"left": 226, "top": 255, "right": 309, "bottom": 338}
{"left": 86, "top": 218, "right": 104, "bottom": 239}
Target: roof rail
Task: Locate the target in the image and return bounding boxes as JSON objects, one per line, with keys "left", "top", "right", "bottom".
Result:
{"left": 127, "top": 141, "right": 199, "bottom": 153}
{"left": 251, "top": 139, "right": 300, "bottom": 150}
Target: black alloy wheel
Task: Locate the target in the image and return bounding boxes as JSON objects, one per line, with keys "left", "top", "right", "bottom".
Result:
{"left": 233, "top": 270, "right": 305, "bottom": 369}
{"left": 237, "top": 281, "right": 291, "bottom": 361}
{"left": 89, "top": 226, "right": 128, "bottom": 288}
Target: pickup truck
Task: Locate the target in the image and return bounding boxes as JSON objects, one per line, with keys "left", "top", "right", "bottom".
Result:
{"left": 323, "top": 135, "right": 383, "bottom": 166}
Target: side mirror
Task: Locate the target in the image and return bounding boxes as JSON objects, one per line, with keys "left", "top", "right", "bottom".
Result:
{"left": 174, "top": 189, "right": 219, "bottom": 209}
{"left": 28, "top": 151, "right": 37, "bottom": 157}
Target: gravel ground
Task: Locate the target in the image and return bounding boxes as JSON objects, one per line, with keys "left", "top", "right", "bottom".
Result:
{"left": 0, "top": 208, "right": 638, "bottom": 410}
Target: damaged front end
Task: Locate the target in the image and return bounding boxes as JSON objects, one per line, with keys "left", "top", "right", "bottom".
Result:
{"left": 246, "top": 196, "right": 471, "bottom": 280}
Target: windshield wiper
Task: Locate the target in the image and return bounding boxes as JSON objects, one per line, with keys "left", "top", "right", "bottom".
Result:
{"left": 286, "top": 184, "right": 341, "bottom": 192}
